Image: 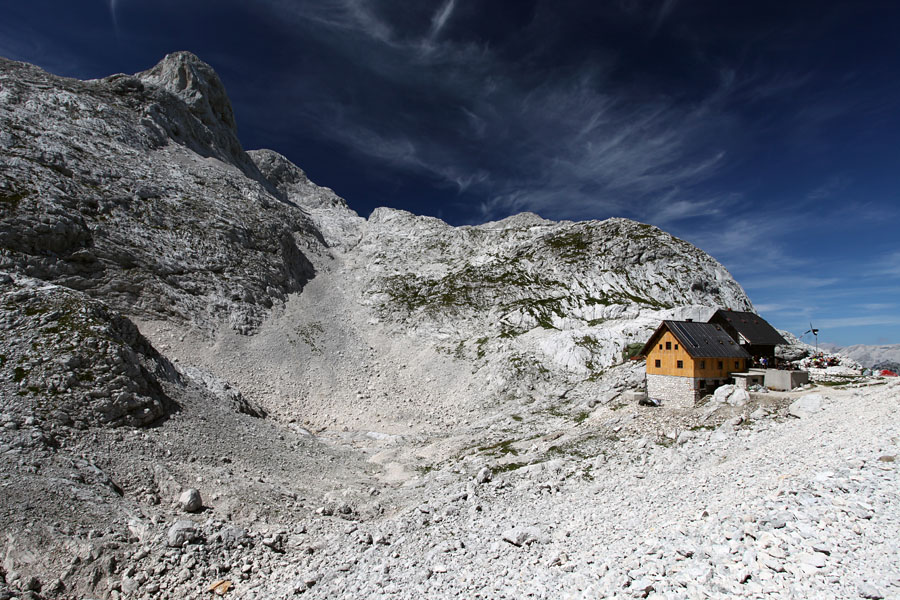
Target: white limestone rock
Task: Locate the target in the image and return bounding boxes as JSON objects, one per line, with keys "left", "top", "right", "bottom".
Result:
{"left": 788, "top": 394, "right": 825, "bottom": 418}
{"left": 167, "top": 520, "right": 200, "bottom": 547}
{"left": 0, "top": 53, "right": 322, "bottom": 333}
{"left": 501, "top": 526, "right": 543, "bottom": 547}
{"left": 711, "top": 385, "right": 751, "bottom": 407}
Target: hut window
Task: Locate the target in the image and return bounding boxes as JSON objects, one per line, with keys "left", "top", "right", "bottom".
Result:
{"left": 665, "top": 341, "right": 671, "bottom": 350}
{"left": 676, "top": 360, "right": 683, "bottom": 369}
{"left": 659, "top": 344, "right": 663, "bottom": 350}
{"left": 700, "top": 360, "right": 706, "bottom": 369}
{"left": 734, "top": 360, "right": 740, "bottom": 369}
{"left": 674, "top": 343, "right": 679, "bottom": 350}
{"left": 717, "top": 360, "right": 723, "bottom": 369}
{"left": 654, "top": 359, "right": 661, "bottom": 368}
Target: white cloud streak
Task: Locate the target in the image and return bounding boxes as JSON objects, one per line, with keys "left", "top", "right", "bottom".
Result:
{"left": 817, "top": 315, "right": 900, "bottom": 328}
{"left": 254, "top": 0, "right": 738, "bottom": 223}
{"left": 428, "top": 0, "right": 456, "bottom": 41}
{"left": 874, "top": 251, "right": 900, "bottom": 278}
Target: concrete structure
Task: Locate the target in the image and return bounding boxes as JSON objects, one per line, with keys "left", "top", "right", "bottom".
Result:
{"left": 764, "top": 369, "right": 810, "bottom": 391}
{"left": 732, "top": 369, "right": 766, "bottom": 390}
{"left": 641, "top": 320, "right": 751, "bottom": 407}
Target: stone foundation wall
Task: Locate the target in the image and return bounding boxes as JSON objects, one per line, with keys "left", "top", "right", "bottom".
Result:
{"left": 646, "top": 373, "right": 698, "bottom": 408}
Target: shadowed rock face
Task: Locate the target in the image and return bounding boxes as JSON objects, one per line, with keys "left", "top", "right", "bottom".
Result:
{"left": 0, "top": 53, "right": 320, "bottom": 333}
{"left": 0, "top": 275, "right": 179, "bottom": 427}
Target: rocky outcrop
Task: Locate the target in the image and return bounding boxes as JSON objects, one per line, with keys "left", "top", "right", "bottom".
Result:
{"left": 134, "top": 51, "right": 263, "bottom": 180}
{"left": 346, "top": 207, "right": 752, "bottom": 399}
{"left": 248, "top": 149, "right": 347, "bottom": 211}
{"left": 248, "top": 148, "right": 365, "bottom": 249}
{"left": 0, "top": 273, "right": 178, "bottom": 427}
{"left": 0, "top": 53, "right": 322, "bottom": 333}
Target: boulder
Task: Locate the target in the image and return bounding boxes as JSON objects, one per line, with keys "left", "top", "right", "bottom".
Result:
{"left": 712, "top": 385, "right": 750, "bottom": 407}
{"left": 167, "top": 520, "right": 201, "bottom": 547}
{"left": 788, "top": 394, "right": 824, "bottom": 418}
{"left": 475, "top": 467, "right": 493, "bottom": 484}
{"left": 179, "top": 488, "right": 202, "bottom": 513}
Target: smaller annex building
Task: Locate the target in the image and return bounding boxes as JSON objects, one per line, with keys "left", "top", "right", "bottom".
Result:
{"left": 640, "top": 320, "right": 751, "bottom": 407}
{"left": 707, "top": 309, "right": 787, "bottom": 365}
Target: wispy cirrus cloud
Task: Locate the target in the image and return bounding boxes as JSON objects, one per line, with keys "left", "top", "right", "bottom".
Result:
{"left": 739, "top": 274, "right": 841, "bottom": 290}
{"left": 807, "top": 175, "right": 850, "bottom": 200}
{"left": 817, "top": 315, "right": 900, "bottom": 328}
{"left": 873, "top": 250, "right": 900, "bottom": 278}
{"left": 252, "top": 0, "right": 739, "bottom": 223}
{"left": 427, "top": 0, "right": 456, "bottom": 42}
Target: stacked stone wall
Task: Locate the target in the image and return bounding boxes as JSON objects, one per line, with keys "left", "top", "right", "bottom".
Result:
{"left": 646, "top": 373, "right": 698, "bottom": 408}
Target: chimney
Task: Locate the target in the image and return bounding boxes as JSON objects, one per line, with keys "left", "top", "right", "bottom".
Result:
{"left": 686, "top": 318, "right": 693, "bottom": 322}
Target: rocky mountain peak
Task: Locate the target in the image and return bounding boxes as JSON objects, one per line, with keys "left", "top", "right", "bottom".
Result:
{"left": 478, "top": 212, "right": 555, "bottom": 230}
{"left": 248, "top": 149, "right": 349, "bottom": 210}
{"left": 137, "top": 51, "right": 237, "bottom": 134}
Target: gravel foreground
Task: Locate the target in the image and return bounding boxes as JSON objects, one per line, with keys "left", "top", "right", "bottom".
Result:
{"left": 2, "top": 376, "right": 896, "bottom": 599}
{"left": 265, "top": 380, "right": 900, "bottom": 600}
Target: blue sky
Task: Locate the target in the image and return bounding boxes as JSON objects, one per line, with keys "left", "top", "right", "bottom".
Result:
{"left": 2, "top": 0, "right": 899, "bottom": 345}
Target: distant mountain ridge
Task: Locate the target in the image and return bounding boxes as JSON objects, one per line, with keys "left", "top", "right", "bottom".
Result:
{"left": 822, "top": 343, "right": 900, "bottom": 370}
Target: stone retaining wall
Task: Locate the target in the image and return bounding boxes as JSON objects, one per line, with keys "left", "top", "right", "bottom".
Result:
{"left": 646, "top": 373, "right": 698, "bottom": 408}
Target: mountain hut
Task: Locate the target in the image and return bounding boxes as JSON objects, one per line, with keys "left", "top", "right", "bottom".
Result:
{"left": 640, "top": 320, "right": 751, "bottom": 407}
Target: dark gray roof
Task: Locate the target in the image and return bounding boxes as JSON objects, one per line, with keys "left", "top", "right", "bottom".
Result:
{"left": 643, "top": 320, "right": 750, "bottom": 359}
{"left": 709, "top": 310, "right": 787, "bottom": 346}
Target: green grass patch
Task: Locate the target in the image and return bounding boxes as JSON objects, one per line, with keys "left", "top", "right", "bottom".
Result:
{"left": 580, "top": 464, "right": 595, "bottom": 481}
{"left": 491, "top": 462, "right": 527, "bottom": 475}
{"left": 416, "top": 464, "right": 436, "bottom": 476}
{"left": 0, "top": 190, "right": 28, "bottom": 211}
{"left": 689, "top": 424, "right": 715, "bottom": 432}
{"left": 546, "top": 436, "right": 600, "bottom": 460}
{"left": 544, "top": 404, "right": 568, "bottom": 418}
{"left": 296, "top": 322, "right": 324, "bottom": 352}
{"left": 479, "top": 439, "right": 520, "bottom": 456}
{"left": 622, "top": 342, "right": 644, "bottom": 362}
